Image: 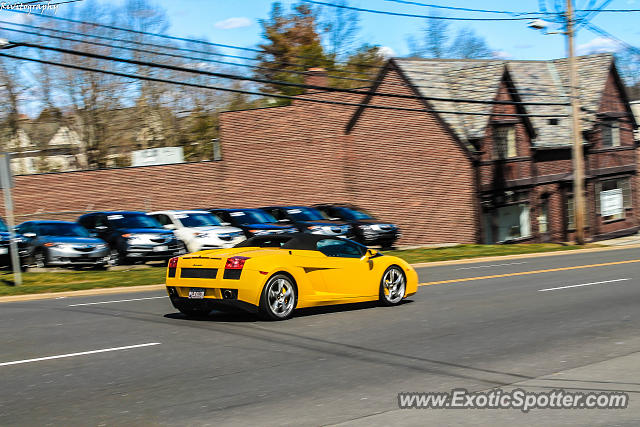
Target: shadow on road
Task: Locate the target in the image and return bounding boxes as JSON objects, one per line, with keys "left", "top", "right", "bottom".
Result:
{"left": 163, "top": 299, "right": 414, "bottom": 323}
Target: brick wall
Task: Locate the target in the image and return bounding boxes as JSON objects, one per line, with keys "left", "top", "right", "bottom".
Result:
{"left": 347, "top": 65, "right": 478, "bottom": 244}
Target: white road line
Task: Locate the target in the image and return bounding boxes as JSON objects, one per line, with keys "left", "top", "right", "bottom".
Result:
{"left": 538, "top": 278, "right": 631, "bottom": 292}
{"left": 0, "top": 343, "right": 161, "bottom": 367}
{"left": 456, "top": 262, "right": 527, "bottom": 270}
{"left": 68, "top": 296, "right": 166, "bottom": 307}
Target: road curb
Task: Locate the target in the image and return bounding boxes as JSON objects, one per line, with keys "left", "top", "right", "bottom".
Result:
{"left": 409, "top": 243, "right": 640, "bottom": 268}
{"left": 0, "top": 284, "right": 165, "bottom": 304}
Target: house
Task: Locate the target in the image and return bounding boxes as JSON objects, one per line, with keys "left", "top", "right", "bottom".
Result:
{"left": 220, "top": 53, "right": 639, "bottom": 244}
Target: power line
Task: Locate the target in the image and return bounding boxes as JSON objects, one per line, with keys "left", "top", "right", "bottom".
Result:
{"left": 0, "top": 52, "right": 569, "bottom": 118}
{"left": 382, "top": 0, "right": 549, "bottom": 16}
{"left": 12, "top": 40, "right": 572, "bottom": 107}
{"left": 3, "top": 9, "right": 573, "bottom": 93}
{"left": 301, "top": 0, "right": 546, "bottom": 20}
{"left": 0, "top": 22, "right": 575, "bottom": 100}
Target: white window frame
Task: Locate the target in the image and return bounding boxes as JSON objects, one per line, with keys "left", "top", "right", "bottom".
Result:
{"left": 601, "top": 119, "right": 621, "bottom": 148}
{"left": 493, "top": 125, "right": 517, "bottom": 160}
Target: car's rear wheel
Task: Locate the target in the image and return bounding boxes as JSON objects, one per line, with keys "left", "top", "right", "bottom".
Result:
{"left": 259, "top": 274, "right": 297, "bottom": 320}
{"left": 379, "top": 265, "right": 406, "bottom": 306}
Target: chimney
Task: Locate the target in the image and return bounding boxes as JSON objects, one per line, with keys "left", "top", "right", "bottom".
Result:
{"left": 304, "top": 67, "right": 328, "bottom": 90}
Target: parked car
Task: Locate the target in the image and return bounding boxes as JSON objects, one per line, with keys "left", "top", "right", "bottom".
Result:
{"left": 0, "top": 218, "right": 29, "bottom": 270}
{"left": 314, "top": 204, "right": 400, "bottom": 248}
{"left": 77, "top": 211, "right": 183, "bottom": 265}
{"left": 259, "top": 206, "right": 352, "bottom": 237}
{"left": 208, "top": 208, "right": 297, "bottom": 238}
{"left": 17, "top": 220, "right": 110, "bottom": 269}
{"left": 148, "top": 210, "right": 246, "bottom": 253}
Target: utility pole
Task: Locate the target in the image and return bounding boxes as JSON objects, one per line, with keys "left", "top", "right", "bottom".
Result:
{"left": 566, "top": 0, "right": 586, "bottom": 245}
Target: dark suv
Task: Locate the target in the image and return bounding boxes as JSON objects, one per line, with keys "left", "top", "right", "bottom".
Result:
{"left": 208, "top": 208, "right": 297, "bottom": 238}
{"left": 260, "top": 206, "right": 352, "bottom": 237}
{"left": 313, "top": 204, "right": 400, "bottom": 248}
{"left": 78, "top": 211, "right": 183, "bottom": 265}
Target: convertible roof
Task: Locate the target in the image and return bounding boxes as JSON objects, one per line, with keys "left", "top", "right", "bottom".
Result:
{"left": 235, "top": 233, "right": 361, "bottom": 251}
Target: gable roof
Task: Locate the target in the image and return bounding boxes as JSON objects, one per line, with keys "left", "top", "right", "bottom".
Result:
{"left": 390, "top": 53, "right": 620, "bottom": 148}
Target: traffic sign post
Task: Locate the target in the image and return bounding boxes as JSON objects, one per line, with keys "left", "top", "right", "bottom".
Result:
{"left": 0, "top": 153, "right": 21, "bottom": 285}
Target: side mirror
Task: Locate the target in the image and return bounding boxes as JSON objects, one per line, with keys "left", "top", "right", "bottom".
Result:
{"left": 23, "top": 232, "right": 37, "bottom": 238}
{"left": 163, "top": 224, "right": 176, "bottom": 230}
{"left": 361, "top": 248, "right": 377, "bottom": 261}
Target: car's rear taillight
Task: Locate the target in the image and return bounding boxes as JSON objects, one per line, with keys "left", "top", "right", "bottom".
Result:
{"left": 168, "top": 257, "right": 179, "bottom": 268}
{"left": 225, "top": 256, "right": 249, "bottom": 270}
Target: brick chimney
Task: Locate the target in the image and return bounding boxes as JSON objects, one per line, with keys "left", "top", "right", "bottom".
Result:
{"left": 304, "top": 67, "right": 328, "bottom": 90}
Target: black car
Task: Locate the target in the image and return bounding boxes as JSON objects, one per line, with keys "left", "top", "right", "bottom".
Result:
{"left": 259, "top": 206, "right": 352, "bottom": 237}
{"left": 313, "top": 204, "right": 400, "bottom": 248}
{"left": 77, "top": 211, "right": 183, "bottom": 265}
{"left": 208, "top": 208, "right": 297, "bottom": 238}
{"left": 0, "top": 217, "right": 28, "bottom": 270}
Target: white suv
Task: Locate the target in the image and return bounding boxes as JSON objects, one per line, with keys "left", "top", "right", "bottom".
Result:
{"left": 148, "top": 210, "right": 246, "bottom": 253}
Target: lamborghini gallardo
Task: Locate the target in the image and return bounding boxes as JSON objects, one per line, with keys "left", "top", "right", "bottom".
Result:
{"left": 165, "top": 233, "right": 418, "bottom": 320}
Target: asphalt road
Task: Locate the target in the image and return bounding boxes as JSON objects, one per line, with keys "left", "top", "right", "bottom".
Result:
{"left": 1, "top": 247, "right": 640, "bottom": 426}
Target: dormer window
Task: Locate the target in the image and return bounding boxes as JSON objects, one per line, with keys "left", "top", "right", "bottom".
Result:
{"left": 493, "top": 125, "right": 517, "bottom": 159}
{"left": 601, "top": 119, "right": 620, "bottom": 148}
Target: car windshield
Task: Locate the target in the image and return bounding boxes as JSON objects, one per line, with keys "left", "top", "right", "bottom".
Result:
{"left": 229, "top": 210, "right": 277, "bottom": 225}
{"left": 285, "top": 207, "right": 325, "bottom": 221}
{"left": 37, "top": 223, "right": 91, "bottom": 237}
{"left": 178, "top": 213, "right": 222, "bottom": 227}
{"left": 337, "top": 207, "right": 373, "bottom": 221}
{"left": 0, "top": 219, "right": 7, "bottom": 232}
{"left": 107, "top": 213, "right": 161, "bottom": 229}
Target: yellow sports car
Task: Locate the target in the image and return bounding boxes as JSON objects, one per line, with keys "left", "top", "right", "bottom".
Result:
{"left": 165, "top": 233, "right": 418, "bottom": 320}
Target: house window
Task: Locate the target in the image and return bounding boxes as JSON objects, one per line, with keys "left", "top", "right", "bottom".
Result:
{"left": 483, "top": 199, "right": 531, "bottom": 243}
{"left": 493, "top": 125, "right": 517, "bottom": 159}
{"left": 601, "top": 120, "right": 620, "bottom": 148}
{"left": 595, "top": 177, "right": 631, "bottom": 221}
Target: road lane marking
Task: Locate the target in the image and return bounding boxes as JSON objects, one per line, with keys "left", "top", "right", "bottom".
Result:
{"left": 419, "top": 258, "right": 640, "bottom": 287}
{"left": 538, "top": 278, "right": 631, "bottom": 292}
{"left": 455, "top": 262, "right": 527, "bottom": 270}
{"left": 68, "top": 296, "right": 166, "bottom": 307}
{"left": 0, "top": 343, "right": 161, "bottom": 367}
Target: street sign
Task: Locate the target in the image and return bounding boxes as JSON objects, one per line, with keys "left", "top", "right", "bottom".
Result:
{"left": 601, "top": 188, "right": 623, "bottom": 217}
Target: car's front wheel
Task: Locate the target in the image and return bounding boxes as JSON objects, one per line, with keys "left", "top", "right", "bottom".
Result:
{"left": 379, "top": 265, "right": 406, "bottom": 306}
{"left": 259, "top": 274, "right": 297, "bottom": 320}
{"left": 33, "top": 249, "right": 48, "bottom": 269}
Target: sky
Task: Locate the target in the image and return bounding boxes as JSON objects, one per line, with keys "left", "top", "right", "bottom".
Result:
{"left": 145, "top": 0, "right": 640, "bottom": 60}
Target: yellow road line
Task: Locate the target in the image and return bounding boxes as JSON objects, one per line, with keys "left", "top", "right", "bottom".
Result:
{"left": 419, "top": 258, "right": 640, "bottom": 287}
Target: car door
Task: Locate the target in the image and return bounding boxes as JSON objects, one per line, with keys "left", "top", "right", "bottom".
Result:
{"left": 315, "top": 238, "right": 377, "bottom": 300}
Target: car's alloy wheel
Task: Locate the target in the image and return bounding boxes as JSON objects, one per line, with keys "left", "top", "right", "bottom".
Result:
{"left": 108, "top": 249, "right": 121, "bottom": 266}
{"left": 380, "top": 266, "right": 406, "bottom": 306}
{"left": 33, "top": 250, "right": 47, "bottom": 269}
{"left": 260, "top": 274, "right": 297, "bottom": 320}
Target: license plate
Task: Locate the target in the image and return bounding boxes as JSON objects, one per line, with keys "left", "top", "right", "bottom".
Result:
{"left": 0, "top": 248, "right": 7, "bottom": 255}
{"left": 153, "top": 245, "right": 168, "bottom": 252}
{"left": 188, "top": 288, "right": 205, "bottom": 299}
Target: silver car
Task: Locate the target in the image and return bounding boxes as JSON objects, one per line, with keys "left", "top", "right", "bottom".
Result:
{"left": 17, "top": 220, "right": 110, "bottom": 269}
